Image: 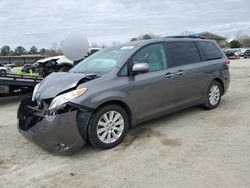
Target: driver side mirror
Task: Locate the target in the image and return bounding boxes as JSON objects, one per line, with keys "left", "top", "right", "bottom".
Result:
{"left": 132, "top": 63, "right": 149, "bottom": 75}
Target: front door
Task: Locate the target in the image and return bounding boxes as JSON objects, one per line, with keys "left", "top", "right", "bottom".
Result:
{"left": 124, "top": 43, "right": 177, "bottom": 122}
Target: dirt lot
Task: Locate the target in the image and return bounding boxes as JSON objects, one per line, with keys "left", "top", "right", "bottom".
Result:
{"left": 0, "top": 59, "right": 250, "bottom": 188}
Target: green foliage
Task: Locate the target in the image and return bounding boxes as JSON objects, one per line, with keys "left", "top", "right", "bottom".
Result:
{"left": 0, "top": 45, "right": 11, "bottom": 56}
{"left": 0, "top": 43, "right": 66, "bottom": 56}
{"left": 29, "top": 46, "right": 38, "bottom": 54}
{"left": 44, "top": 49, "right": 57, "bottom": 56}
{"left": 229, "top": 40, "right": 241, "bottom": 48}
{"left": 239, "top": 35, "right": 250, "bottom": 47}
{"left": 14, "top": 46, "right": 26, "bottom": 55}
{"left": 39, "top": 48, "right": 46, "bottom": 54}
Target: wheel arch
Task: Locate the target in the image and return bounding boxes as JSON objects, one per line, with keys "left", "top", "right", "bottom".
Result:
{"left": 0, "top": 68, "right": 7, "bottom": 72}
{"left": 94, "top": 100, "right": 134, "bottom": 128}
{"left": 213, "top": 78, "right": 225, "bottom": 95}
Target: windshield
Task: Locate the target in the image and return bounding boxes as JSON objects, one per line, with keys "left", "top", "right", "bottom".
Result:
{"left": 70, "top": 45, "right": 134, "bottom": 76}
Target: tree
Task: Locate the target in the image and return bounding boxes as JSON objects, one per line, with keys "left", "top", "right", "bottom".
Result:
{"left": 179, "top": 31, "right": 195, "bottom": 36}
{"left": 14, "top": 46, "right": 26, "bottom": 55}
{"left": 235, "top": 30, "right": 244, "bottom": 41}
{"left": 130, "top": 38, "right": 137, "bottom": 41}
{"left": 91, "top": 42, "right": 100, "bottom": 48}
{"left": 56, "top": 47, "right": 63, "bottom": 55}
{"left": 229, "top": 40, "right": 241, "bottom": 48}
{"left": 29, "top": 46, "right": 38, "bottom": 54}
{"left": 224, "top": 33, "right": 231, "bottom": 48}
{"left": 0, "top": 45, "right": 11, "bottom": 56}
{"left": 101, "top": 43, "right": 107, "bottom": 48}
{"left": 51, "top": 42, "right": 58, "bottom": 51}
{"left": 39, "top": 48, "right": 46, "bottom": 54}
{"left": 44, "top": 49, "right": 57, "bottom": 56}
{"left": 239, "top": 35, "right": 250, "bottom": 47}
{"left": 130, "top": 33, "right": 158, "bottom": 41}
{"left": 142, "top": 34, "right": 152, "bottom": 40}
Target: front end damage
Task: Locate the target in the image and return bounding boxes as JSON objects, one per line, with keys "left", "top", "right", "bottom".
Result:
{"left": 17, "top": 96, "right": 92, "bottom": 155}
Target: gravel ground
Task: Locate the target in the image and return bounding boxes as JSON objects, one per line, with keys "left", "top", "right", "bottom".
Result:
{"left": 0, "top": 59, "right": 250, "bottom": 188}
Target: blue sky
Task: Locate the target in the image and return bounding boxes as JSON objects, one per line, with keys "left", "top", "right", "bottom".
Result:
{"left": 0, "top": 0, "right": 250, "bottom": 49}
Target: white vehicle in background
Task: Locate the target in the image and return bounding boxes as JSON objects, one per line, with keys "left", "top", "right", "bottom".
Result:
{"left": 37, "top": 55, "right": 73, "bottom": 77}
{"left": 37, "top": 48, "right": 101, "bottom": 77}
{"left": 0, "top": 66, "right": 10, "bottom": 75}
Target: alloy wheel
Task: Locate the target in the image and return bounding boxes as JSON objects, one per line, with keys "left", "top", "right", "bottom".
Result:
{"left": 209, "top": 84, "right": 220, "bottom": 106}
{"left": 96, "top": 111, "right": 124, "bottom": 144}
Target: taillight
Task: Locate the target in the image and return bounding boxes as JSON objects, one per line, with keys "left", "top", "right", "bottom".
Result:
{"left": 225, "top": 59, "right": 230, "bottom": 65}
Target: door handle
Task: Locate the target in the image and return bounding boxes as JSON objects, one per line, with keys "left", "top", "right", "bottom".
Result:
{"left": 176, "top": 70, "right": 185, "bottom": 76}
{"left": 165, "top": 72, "right": 175, "bottom": 78}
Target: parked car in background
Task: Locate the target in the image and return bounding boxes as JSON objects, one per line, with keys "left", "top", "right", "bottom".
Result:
{"left": 243, "top": 49, "right": 250, "bottom": 58}
{"left": 18, "top": 38, "right": 230, "bottom": 154}
{"left": 0, "top": 62, "right": 16, "bottom": 68}
{"left": 239, "top": 48, "right": 248, "bottom": 57}
{"left": 223, "top": 49, "right": 241, "bottom": 59}
{"left": 0, "top": 66, "right": 10, "bottom": 75}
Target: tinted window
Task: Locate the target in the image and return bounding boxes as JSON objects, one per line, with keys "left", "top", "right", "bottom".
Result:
{"left": 198, "top": 41, "right": 222, "bottom": 60}
{"left": 133, "top": 44, "right": 167, "bottom": 72}
{"left": 165, "top": 42, "right": 201, "bottom": 67}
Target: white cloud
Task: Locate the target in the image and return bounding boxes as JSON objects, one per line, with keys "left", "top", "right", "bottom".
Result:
{"left": 0, "top": 0, "right": 249, "bottom": 49}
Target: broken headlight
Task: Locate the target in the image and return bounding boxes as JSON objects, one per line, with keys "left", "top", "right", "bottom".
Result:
{"left": 49, "top": 88, "right": 87, "bottom": 111}
{"left": 32, "top": 83, "right": 40, "bottom": 101}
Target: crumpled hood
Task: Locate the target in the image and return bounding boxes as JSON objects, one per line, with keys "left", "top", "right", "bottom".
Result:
{"left": 36, "top": 72, "right": 90, "bottom": 100}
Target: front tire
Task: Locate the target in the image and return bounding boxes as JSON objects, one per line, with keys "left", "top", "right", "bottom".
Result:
{"left": 204, "top": 81, "right": 222, "bottom": 109}
{"left": 88, "top": 104, "right": 129, "bottom": 149}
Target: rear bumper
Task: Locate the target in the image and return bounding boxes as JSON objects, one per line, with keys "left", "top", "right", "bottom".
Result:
{"left": 17, "top": 97, "right": 92, "bottom": 155}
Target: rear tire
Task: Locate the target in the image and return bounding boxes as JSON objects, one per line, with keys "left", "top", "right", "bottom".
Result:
{"left": 204, "top": 81, "right": 222, "bottom": 109}
{"left": 88, "top": 104, "right": 129, "bottom": 149}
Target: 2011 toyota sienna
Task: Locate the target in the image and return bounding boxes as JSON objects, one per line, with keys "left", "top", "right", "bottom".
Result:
{"left": 17, "top": 38, "right": 230, "bottom": 154}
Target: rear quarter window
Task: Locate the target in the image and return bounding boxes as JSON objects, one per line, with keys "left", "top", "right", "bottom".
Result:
{"left": 198, "top": 41, "right": 222, "bottom": 60}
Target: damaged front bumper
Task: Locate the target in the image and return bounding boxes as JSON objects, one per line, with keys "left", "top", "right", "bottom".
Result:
{"left": 17, "top": 97, "right": 92, "bottom": 155}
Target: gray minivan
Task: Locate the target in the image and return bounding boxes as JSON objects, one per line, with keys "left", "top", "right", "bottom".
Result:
{"left": 18, "top": 38, "right": 230, "bottom": 154}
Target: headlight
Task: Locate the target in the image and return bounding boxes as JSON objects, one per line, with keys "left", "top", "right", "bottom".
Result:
{"left": 32, "top": 83, "right": 40, "bottom": 101}
{"left": 49, "top": 88, "right": 87, "bottom": 111}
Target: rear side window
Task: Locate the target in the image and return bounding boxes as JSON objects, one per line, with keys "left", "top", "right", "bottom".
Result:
{"left": 198, "top": 41, "right": 222, "bottom": 60}
{"left": 165, "top": 42, "right": 201, "bottom": 67}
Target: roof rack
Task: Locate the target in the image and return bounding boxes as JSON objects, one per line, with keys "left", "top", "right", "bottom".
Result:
{"left": 164, "top": 35, "right": 205, "bottom": 39}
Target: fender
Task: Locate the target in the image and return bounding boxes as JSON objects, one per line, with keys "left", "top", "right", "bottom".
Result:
{"left": 75, "top": 90, "right": 137, "bottom": 125}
